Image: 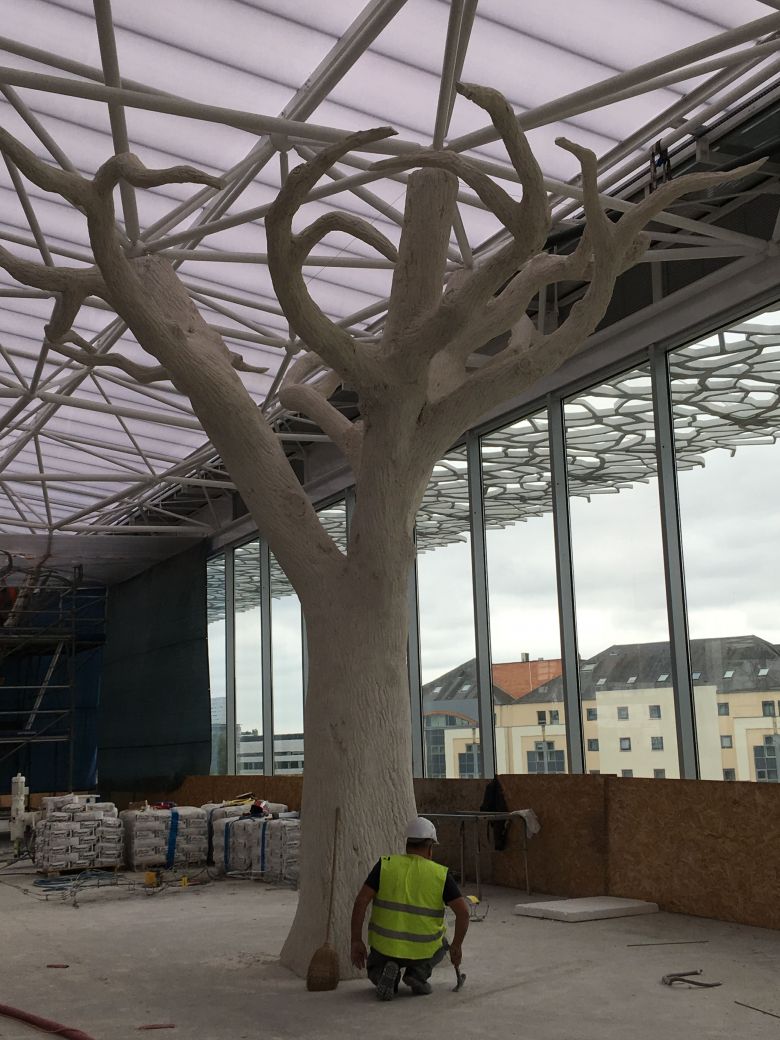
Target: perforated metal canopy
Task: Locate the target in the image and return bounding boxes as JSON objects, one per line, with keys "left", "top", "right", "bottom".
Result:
{"left": 0, "top": 0, "right": 779, "bottom": 560}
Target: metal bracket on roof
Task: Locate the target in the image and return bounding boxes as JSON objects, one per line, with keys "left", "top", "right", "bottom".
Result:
{"left": 650, "top": 140, "right": 673, "bottom": 192}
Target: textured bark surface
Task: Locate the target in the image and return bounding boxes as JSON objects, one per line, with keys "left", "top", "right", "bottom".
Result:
{"left": 0, "top": 84, "right": 762, "bottom": 980}
{"left": 281, "top": 582, "right": 416, "bottom": 977}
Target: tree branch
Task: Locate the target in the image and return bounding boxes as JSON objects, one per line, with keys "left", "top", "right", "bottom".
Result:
{"left": 229, "top": 352, "right": 268, "bottom": 375}
{"left": 278, "top": 383, "right": 362, "bottom": 475}
{"left": 371, "top": 83, "right": 551, "bottom": 358}
{"left": 265, "top": 127, "right": 397, "bottom": 387}
{"left": 0, "top": 245, "right": 103, "bottom": 297}
{"left": 382, "top": 168, "right": 458, "bottom": 351}
{"left": 293, "top": 213, "right": 397, "bottom": 265}
{"left": 44, "top": 329, "right": 173, "bottom": 384}
{"left": 421, "top": 149, "right": 765, "bottom": 442}
{"left": 93, "top": 152, "right": 224, "bottom": 197}
{"left": 0, "top": 128, "right": 91, "bottom": 208}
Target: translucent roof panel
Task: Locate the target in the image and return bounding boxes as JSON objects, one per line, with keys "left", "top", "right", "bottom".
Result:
{"left": 0, "top": 0, "right": 778, "bottom": 537}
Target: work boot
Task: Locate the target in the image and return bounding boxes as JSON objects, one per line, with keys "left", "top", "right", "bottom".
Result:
{"left": 376, "top": 961, "right": 400, "bottom": 1001}
{"left": 403, "top": 973, "right": 433, "bottom": 996}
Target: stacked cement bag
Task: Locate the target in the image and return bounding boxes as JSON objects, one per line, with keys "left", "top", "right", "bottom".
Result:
{"left": 213, "top": 815, "right": 300, "bottom": 885}
{"left": 263, "top": 818, "right": 300, "bottom": 886}
{"left": 120, "top": 807, "right": 208, "bottom": 870}
{"left": 34, "top": 797, "right": 122, "bottom": 873}
{"left": 202, "top": 801, "right": 253, "bottom": 863}
{"left": 213, "top": 815, "right": 260, "bottom": 875}
{"left": 202, "top": 800, "right": 289, "bottom": 863}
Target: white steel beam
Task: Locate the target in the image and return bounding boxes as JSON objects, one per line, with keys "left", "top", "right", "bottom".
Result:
{"left": 448, "top": 12, "right": 780, "bottom": 152}
{"left": 151, "top": 0, "right": 412, "bottom": 248}
{"left": 3, "top": 472, "right": 235, "bottom": 487}
{"left": 434, "top": 0, "right": 478, "bottom": 149}
{"left": 93, "top": 0, "right": 141, "bottom": 242}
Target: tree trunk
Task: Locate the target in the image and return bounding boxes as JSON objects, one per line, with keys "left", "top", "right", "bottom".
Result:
{"left": 280, "top": 575, "right": 417, "bottom": 978}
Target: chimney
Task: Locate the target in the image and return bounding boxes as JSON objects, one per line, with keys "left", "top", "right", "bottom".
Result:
{"left": 521, "top": 652, "right": 530, "bottom": 663}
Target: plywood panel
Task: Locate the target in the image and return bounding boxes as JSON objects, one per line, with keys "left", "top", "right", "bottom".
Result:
{"left": 607, "top": 777, "right": 780, "bottom": 930}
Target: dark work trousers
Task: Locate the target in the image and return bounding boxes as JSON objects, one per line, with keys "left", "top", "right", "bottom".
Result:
{"left": 366, "top": 941, "right": 449, "bottom": 990}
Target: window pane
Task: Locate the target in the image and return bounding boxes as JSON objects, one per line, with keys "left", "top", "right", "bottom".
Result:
{"left": 418, "top": 448, "right": 480, "bottom": 778}
{"left": 271, "top": 553, "right": 304, "bottom": 775}
{"left": 481, "top": 411, "right": 565, "bottom": 774}
{"left": 271, "top": 499, "right": 346, "bottom": 775}
{"left": 235, "top": 541, "right": 263, "bottom": 775}
{"left": 566, "top": 366, "right": 680, "bottom": 779}
{"left": 206, "top": 555, "right": 227, "bottom": 775}
{"left": 671, "top": 305, "right": 780, "bottom": 782}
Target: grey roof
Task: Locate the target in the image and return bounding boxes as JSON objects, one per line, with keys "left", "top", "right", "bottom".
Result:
{"left": 526, "top": 634, "right": 780, "bottom": 701}
{"left": 422, "top": 657, "right": 513, "bottom": 725}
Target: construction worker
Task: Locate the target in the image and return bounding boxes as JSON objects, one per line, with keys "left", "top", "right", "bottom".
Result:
{"left": 350, "top": 816, "right": 470, "bottom": 1000}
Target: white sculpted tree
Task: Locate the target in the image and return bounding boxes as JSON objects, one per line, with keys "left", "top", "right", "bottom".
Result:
{"left": 0, "top": 85, "right": 758, "bottom": 976}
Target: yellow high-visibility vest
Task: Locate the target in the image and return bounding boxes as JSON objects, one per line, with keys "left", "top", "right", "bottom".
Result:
{"left": 368, "top": 854, "right": 448, "bottom": 960}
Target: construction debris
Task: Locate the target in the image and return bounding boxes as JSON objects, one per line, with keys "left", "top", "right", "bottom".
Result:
{"left": 661, "top": 970, "right": 722, "bottom": 988}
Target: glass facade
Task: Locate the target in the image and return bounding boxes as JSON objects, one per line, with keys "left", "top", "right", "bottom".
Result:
{"left": 206, "top": 555, "right": 227, "bottom": 775}
{"left": 206, "top": 301, "right": 780, "bottom": 784}
{"left": 234, "top": 541, "right": 263, "bottom": 774}
{"left": 565, "top": 366, "right": 680, "bottom": 779}
{"left": 482, "top": 411, "right": 564, "bottom": 775}
{"left": 670, "top": 307, "right": 780, "bottom": 782}
{"left": 417, "top": 448, "right": 480, "bottom": 779}
{"left": 270, "top": 553, "right": 304, "bottom": 774}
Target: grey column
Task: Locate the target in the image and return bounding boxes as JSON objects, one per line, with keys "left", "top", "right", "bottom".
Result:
{"left": 224, "top": 549, "right": 237, "bottom": 775}
{"left": 548, "top": 397, "right": 585, "bottom": 774}
{"left": 260, "top": 539, "right": 274, "bottom": 775}
{"left": 650, "top": 346, "right": 698, "bottom": 778}
{"left": 467, "top": 432, "right": 496, "bottom": 779}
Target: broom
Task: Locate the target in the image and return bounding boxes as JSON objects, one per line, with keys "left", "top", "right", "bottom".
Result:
{"left": 306, "top": 806, "right": 340, "bottom": 991}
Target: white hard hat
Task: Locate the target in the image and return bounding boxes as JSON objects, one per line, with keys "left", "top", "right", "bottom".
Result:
{"left": 406, "top": 816, "right": 438, "bottom": 843}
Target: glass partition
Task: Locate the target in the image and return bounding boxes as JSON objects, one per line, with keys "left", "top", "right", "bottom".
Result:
{"left": 565, "top": 365, "right": 680, "bottom": 779}
{"left": 206, "top": 555, "right": 227, "bottom": 774}
{"left": 481, "top": 410, "right": 565, "bottom": 773}
{"left": 417, "top": 448, "right": 481, "bottom": 778}
{"left": 270, "top": 554, "right": 304, "bottom": 774}
{"left": 234, "top": 541, "right": 263, "bottom": 774}
{"left": 671, "top": 306, "right": 780, "bottom": 781}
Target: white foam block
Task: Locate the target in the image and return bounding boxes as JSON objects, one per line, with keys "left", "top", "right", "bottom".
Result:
{"left": 513, "top": 896, "right": 659, "bottom": 922}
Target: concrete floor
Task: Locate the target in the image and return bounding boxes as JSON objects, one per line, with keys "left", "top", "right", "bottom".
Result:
{"left": 1, "top": 851, "right": 778, "bottom": 1039}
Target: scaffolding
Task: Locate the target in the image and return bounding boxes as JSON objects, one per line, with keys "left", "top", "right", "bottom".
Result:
{"left": 0, "top": 554, "right": 103, "bottom": 789}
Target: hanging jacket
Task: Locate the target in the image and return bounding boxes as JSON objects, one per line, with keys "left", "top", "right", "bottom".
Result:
{"left": 368, "top": 854, "right": 448, "bottom": 960}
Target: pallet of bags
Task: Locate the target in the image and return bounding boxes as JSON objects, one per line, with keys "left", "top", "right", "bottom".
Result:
{"left": 212, "top": 813, "right": 299, "bottom": 882}
{"left": 120, "top": 807, "right": 208, "bottom": 870}
{"left": 34, "top": 797, "right": 122, "bottom": 874}
{"left": 202, "top": 801, "right": 253, "bottom": 863}
{"left": 201, "top": 800, "right": 289, "bottom": 863}
{"left": 170, "top": 806, "right": 209, "bottom": 867}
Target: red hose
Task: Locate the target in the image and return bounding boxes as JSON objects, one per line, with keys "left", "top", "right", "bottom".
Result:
{"left": 0, "top": 1001, "right": 97, "bottom": 1040}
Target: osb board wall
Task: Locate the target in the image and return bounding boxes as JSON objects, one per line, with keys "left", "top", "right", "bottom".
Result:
{"left": 607, "top": 777, "right": 780, "bottom": 931}
{"left": 495, "top": 774, "right": 608, "bottom": 897}
{"left": 109, "top": 772, "right": 779, "bottom": 931}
